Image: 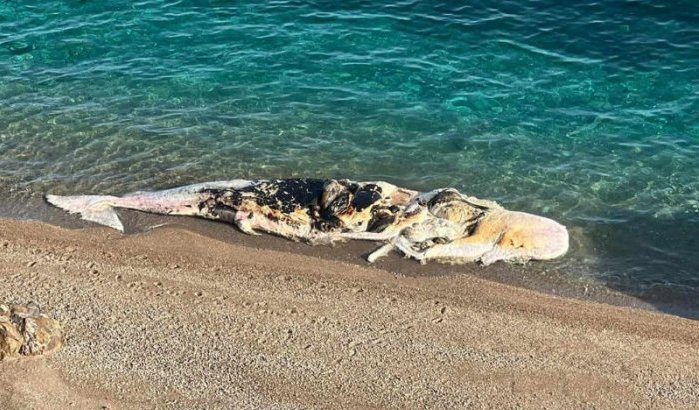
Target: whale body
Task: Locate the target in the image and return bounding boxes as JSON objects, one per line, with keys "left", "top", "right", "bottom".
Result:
{"left": 47, "top": 178, "right": 569, "bottom": 265}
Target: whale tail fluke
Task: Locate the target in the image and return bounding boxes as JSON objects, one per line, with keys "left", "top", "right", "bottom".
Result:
{"left": 45, "top": 194, "right": 124, "bottom": 232}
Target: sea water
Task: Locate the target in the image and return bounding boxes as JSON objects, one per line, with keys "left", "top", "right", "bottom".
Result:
{"left": 1, "top": 1, "right": 697, "bottom": 307}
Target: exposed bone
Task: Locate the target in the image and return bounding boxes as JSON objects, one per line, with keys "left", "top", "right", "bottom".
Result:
{"left": 367, "top": 242, "right": 395, "bottom": 263}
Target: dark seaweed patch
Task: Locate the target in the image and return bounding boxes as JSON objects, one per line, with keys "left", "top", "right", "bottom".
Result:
{"left": 427, "top": 189, "right": 462, "bottom": 209}
{"left": 314, "top": 217, "right": 344, "bottom": 232}
{"left": 198, "top": 179, "right": 393, "bottom": 234}
{"left": 200, "top": 179, "right": 327, "bottom": 214}
{"left": 262, "top": 179, "right": 327, "bottom": 212}
{"left": 367, "top": 207, "right": 396, "bottom": 233}
{"left": 352, "top": 184, "right": 382, "bottom": 211}
{"left": 321, "top": 190, "right": 352, "bottom": 219}
{"left": 429, "top": 189, "right": 492, "bottom": 212}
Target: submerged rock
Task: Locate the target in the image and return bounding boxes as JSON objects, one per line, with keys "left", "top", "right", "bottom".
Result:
{"left": 0, "top": 302, "right": 64, "bottom": 360}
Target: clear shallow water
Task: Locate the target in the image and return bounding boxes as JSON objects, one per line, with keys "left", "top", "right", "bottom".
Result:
{"left": 1, "top": 1, "right": 698, "bottom": 303}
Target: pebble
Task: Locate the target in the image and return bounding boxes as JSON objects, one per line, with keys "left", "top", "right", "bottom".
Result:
{"left": 440, "top": 306, "right": 447, "bottom": 315}
{"left": 26, "top": 261, "right": 37, "bottom": 267}
{"left": 195, "top": 291, "right": 203, "bottom": 297}
{"left": 86, "top": 262, "right": 95, "bottom": 269}
{"left": 432, "top": 317, "right": 443, "bottom": 324}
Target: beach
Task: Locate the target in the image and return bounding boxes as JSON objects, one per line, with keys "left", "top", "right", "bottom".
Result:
{"left": 1, "top": 217, "right": 697, "bottom": 409}
{"left": 2, "top": 1, "right": 699, "bottom": 408}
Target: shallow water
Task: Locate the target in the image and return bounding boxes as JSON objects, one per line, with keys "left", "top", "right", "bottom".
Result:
{"left": 1, "top": 1, "right": 698, "bottom": 303}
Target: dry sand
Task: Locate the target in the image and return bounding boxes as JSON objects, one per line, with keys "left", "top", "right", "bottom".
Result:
{"left": 1, "top": 218, "right": 698, "bottom": 409}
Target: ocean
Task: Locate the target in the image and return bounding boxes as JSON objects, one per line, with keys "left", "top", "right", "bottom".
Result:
{"left": 1, "top": 1, "right": 698, "bottom": 311}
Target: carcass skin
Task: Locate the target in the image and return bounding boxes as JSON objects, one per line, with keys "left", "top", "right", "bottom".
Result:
{"left": 46, "top": 179, "right": 569, "bottom": 266}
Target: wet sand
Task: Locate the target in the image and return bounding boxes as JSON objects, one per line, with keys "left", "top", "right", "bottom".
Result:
{"left": 1, "top": 217, "right": 698, "bottom": 409}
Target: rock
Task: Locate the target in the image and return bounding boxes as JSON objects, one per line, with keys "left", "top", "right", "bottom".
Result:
{"left": 0, "top": 302, "right": 64, "bottom": 360}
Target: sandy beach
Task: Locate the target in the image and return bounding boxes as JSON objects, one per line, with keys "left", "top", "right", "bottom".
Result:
{"left": 1, "top": 217, "right": 698, "bottom": 409}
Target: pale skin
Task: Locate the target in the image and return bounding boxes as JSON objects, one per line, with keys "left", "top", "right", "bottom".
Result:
{"left": 368, "top": 210, "right": 569, "bottom": 265}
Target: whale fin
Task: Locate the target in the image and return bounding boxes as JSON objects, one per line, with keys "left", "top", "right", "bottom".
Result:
{"left": 46, "top": 194, "right": 124, "bottom": 232}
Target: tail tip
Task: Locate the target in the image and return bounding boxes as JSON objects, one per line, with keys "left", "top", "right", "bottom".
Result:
{"left": 44, "top": 194, "right": 125, "bottom": 233}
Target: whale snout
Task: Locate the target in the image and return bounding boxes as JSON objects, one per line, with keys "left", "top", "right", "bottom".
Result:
{"left": 495, "top": 212, "right": 570, "bottom": 261}
{"left": 537, "top": 220, "right": 569, "bottom": 260}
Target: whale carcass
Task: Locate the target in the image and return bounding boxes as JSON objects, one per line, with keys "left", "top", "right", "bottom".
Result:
{"left": 46, "top": 179, "right": 569, "bottom": 265}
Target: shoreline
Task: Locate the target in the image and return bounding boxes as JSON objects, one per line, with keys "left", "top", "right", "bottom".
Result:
{"left": 2, "top": 193, "right": 698, "bottom": 319}
{"left": 1, "top": 218, "right": 698, "bottom": 408}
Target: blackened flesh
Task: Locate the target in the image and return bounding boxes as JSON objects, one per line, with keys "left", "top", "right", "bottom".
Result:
{"left": 198, "top": 179, "right": 385, "bottom": 232}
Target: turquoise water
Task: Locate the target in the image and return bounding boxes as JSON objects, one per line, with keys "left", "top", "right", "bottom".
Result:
{"left": 1, "top": 1, "right": 698, "bottom": 303}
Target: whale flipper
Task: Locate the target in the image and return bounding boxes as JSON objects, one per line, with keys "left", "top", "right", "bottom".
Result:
{"left": 46, "top": 194, "right": 124, "bottom": 232}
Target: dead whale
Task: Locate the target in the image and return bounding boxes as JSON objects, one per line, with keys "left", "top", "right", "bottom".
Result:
{"left": 46, "top": 179, "right": 569, "bottom": 265}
